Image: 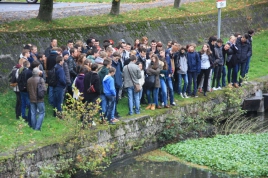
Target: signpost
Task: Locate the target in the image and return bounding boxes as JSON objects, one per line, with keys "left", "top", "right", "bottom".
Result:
{"left": 217, "top": 0, "right": 226, "bottom": 38}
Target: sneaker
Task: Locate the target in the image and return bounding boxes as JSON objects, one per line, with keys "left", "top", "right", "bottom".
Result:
{"left": 171, "top": 102, "right": 176, "bottom": 106}
{"left": 183, "top": 93, "right": 189, "bottom": 98}
{"left": 194, "top": 95, "right": 198, "bottom": 98}
{"left": 180, "top": 93, "right": 184, "bottom": 98}
{"left": 212, "top": 87, "right": 218, "bottom": 91}
{"left": 217, "top": 87, "right": 222, "bottom": 90}
{"left": 112, "top": 118, "right": 120, "bottom": 122}
{"left": 92, "top": 121, "right": 96, "bottom": 126}
{"left": 161, "top": 102, "right": 164, "bottom": 106}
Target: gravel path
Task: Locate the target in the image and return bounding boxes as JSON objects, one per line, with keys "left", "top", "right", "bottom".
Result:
{"left": 0, "top": 0, "right": 198, "bottom": 23}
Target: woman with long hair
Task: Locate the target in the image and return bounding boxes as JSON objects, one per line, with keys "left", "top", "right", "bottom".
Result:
{"left": 145, "top": 54, "right": 162, "bottom": 110}
{"left": 197, "top": 44, "right": 214, "bottom": 96}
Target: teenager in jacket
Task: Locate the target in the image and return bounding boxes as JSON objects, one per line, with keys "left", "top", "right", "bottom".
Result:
{"left": 27, "top": 68, "right": 47, "bottom": 130}
{"left": 187, "top": 45, "right": 201, "bottom": 97}
{"left": 159, "top": 50, "right": 169, "bottom": 108}
{"left": 123, "top": 55, "right": 141, "bottom": 115}
{"left": 212, "top": 39, "right": 224, "bottom": 90}
{"left": 175, "top": 47, "right": 189, "bottom": 98}
{"left": 197, "top": 44, "right": 214, "bottom": 96}
{"left": 146, "top": 54, "right": 162, "bottom": 110}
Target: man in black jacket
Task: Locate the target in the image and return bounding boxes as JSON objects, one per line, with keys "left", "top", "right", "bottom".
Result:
{"left": 45, "top": 38, "right": 57, "bottom": 57}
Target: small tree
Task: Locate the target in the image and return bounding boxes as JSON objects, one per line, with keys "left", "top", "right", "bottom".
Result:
{"left": 174, "top": 0, "right": 182, "bottom": 8}
{"left": 110, "top": 0, "right": 120, "bottom": 15}
{"left": 37, "top": 0, "right": 53, "bottom": 21}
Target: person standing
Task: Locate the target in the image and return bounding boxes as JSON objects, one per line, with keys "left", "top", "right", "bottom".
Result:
{"left": 53, "top": 56, "right": 66, "bottom": 117}
{"left": 212, "top": 39, "right": 224, "bottom": 91}
{"left": 27, "top": 68, "right": 47, "bottom": 130}
{"left": 245, "top": 29, "right": 254, "bottom": 74}
{"left": 123, "top": 55, "right": 141, "bottom": 115}
{"left": 45, "top": 38, "right": 57, "bottom": 57}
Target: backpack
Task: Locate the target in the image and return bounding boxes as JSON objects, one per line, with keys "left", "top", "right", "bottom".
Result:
{"left": 37, "top": 77, "right": 46, "bottom": 99}
{"left": 47, "top": 67, "right": 58, "bottom": 87}
{"left": 17, "top": 68, "right": 28, "bottom": 92}
{"left": 8, "top": 67, "right": 18, "bottom": 87}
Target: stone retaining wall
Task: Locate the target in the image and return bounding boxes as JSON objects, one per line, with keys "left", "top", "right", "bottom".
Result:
{"left": 0, "top": 79, "right": 267, "bottom": 177}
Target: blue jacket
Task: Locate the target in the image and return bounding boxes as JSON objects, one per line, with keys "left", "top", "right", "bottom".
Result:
{"left": 55, "top": 64, "right": 66, "bottom": 89}
{"left": 165, "top": 53, "right": 172, "bottom": 75}
{"left": 112, "top": 59, "right": 123, "bottom": 89}
{"left": 187, "top": 52, "right": 201, "bottom": 73}
{"left": 103, "top": 75, "right": 116, "bottom": 96}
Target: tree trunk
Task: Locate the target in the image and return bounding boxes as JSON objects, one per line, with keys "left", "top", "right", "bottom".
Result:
{"left": 110, "top": 0, "right": 120, "bottom": 15}
{"left": 174, "top": 0, "right": 182, "bottom": 8}
{"left": 37, "top": 0, "right": 53, "bottom": 21}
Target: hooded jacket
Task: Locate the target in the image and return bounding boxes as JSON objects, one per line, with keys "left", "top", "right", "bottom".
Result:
{"left": 103, "top": 75, "right": 116, "bottom": 96}
{"left": 187, "top": 52, "right": 201, "bottom": 73}
{"left": 75, "top": 74, "right": 85, "bottom": 93}
{"left": 214, "top": 44, "right": 224, "bottom": 66}
{"left": 112, "top": 59, "right": 123, "bottom": 89}
{"left": 98, "top": 66, "right": 109, "bottom": 94}
{"left": 236, "top": 37, "right": 252, "bottom": 63}
{"left": 175, "top": 52, "right": 188, "bottom": 74}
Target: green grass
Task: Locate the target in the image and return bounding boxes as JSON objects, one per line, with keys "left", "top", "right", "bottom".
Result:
{"left": 0, "top": 29, "right": 268, "bottom": 154}
{"left": 162, "top": 133, "right": 268, "bottom": 177}
{"left": 0, "top": 0, "right": 266, "bottom": 32}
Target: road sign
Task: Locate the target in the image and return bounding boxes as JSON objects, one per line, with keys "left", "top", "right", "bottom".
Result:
{"left": 217, "top": 0, "right": 226, "bottom": 8}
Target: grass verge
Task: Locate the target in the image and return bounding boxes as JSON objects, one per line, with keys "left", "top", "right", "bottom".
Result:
{"left": 162, "top": 133, "right": 268, "bottom": 177}
{"left": 0, "top": 0, "right": 266, "bottom": 32}
{"left": 3, "top": 0, "right": 153, "bottom": 3}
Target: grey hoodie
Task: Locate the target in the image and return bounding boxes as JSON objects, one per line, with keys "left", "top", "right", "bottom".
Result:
{"left": 177, "top": 55, "right": 188, "bottom": 74}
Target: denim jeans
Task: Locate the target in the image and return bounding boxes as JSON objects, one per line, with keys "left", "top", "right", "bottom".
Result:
{"left": 160, "top": 78, "right": 167, "bottom": 106}
{"left": 127, "top": 86, "right": 140, "bottom": 115}
{"left": 239, "top": 62, "right": 246, "bottom": 85}
{"left": 245, "top": 56, "right": 251, "bottom": 74}
{"left": 100, "top": 94, "right": 107, "bottom": 117}
{"left": 166, "top": 77, "right": 174, "bottom": 104}
{"left": 212, "top": 65, "right": 223, "bottom": 88}
{"left": 177, "top": 73, "right": 188, "bottom": 94}
{"left": 227, "top": 65, "right": 238, "bottom": 84}
{"left": 146, "top": 88, "right": 159, "bottom": 106}
{"left": 20, "top": 92, "right": 30, "bottom": 123}
{"left": 138, "top": 87, "right": 143, "bottom": 100}
{"left": 222, "top": 65, "right": 226, "bottom": 87}
{"left": 187, "top": 72, "right": 197, "bottom": 96}
{"left": 105, "top": 95, "right": 115, "bottom": 121}
{"left": 30, "top": 102, "right": 45, "bottom": 130}
{"left": 53, "top": 87, "right": 64, "bottom": 112}
{"left": 48, "top": 86, "right": 54, "bottom": 106}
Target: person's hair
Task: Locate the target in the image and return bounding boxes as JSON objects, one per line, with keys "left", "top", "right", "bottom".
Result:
{"left": 67, "top": 40, "right": 73, "bottom": 44}
{"left": 56, "top": 56, "right": 63, "bottom": 63}
{"left": 30, "top": 60, "right": 40, "bottom": 70}
{"left": 171, "top": 45, "right": 179, "bottom": 53}
{"left": 83, "top": 59, "right": 91, "bottom": 66}
{"left": 171, "top": 40, "right": 178, "bottom": 45}
{"left": 216, "top": 39, "right": 223, "bottom": 43}
{"left": 91, "top": 63, "right": 98, "bottom": 71}
{"left": 79, "top": 66, "right": 89, "bottom": 74}
{"left": 23, "top": 60, "right": 30, "bottom": 68}
{"left": 162, "top": 60, "right": 168, "bottom": 70}
{"left": 22, "top": 49, "right": 30, "bottom": 56}
{"left": 52, "top": 47, "right": 58, "bottom": 51}
{"left": 140, "top": 36, "right": 148, "bottom": 44}
{"left": 99, "top": 51, "right": 107, "bottom": 59}
{"left": 56, "top": 47, "right": 62, "bottom": 53}
{"left": 109, "top": 67, "right": 116, "bottom": 74}
{"left": 75, "top": 40, "right": 85, "bottom": 48}
{"left": 51, "top": 38, "right": 57, "bottom": 42}
{"left": 134, "top": 39, "right": 139, "bottom": 49}
{"left": 208, "top": 36, "right": 217, "bottom": 43}
{"left": 126, "top": 43, "right": 131, "bottom": 46}
{"left": 234, "top": 32, "right": 241, "bottom": 37}
{"left": 87, "top": 49, "right": 93, "bottom": 56}
{"left": 151, "top": 40, "right": 156, "bottom": 44}
{"left": 130, "top": 50, "right": 137, "bottom": 56}
{"left": 136, "top": 61, "right": 143, "bottom": 67}
{"left": 86, "top": 38, "right": 93, "bottom": 45}
{"left": 189, "top": 43, "right": 197, "bottom": 48}
{"left": 61, "top": 45, "right": 67, "bottom": 51}
{"left": 151, "top": 54, "right": 159, "bottom": 70}
{"left": 70, "top": 48, "right": 77, "bottom": 55}
{"left": 24, "top": 44, "right": 31, "bottom": 50}
{"left": 244, "top": 33, "right": 249, "bottom": 39}
{"left": 139, "top": 47, "right": 147, "bottom": 53}
{"left": 37, "top": 52, "right": 44, "bottom": 59}
{"left": 200, "top": 43, "right": 212, "bottom": 55}
{"left": 103, "top": 41, "right": 110, "bottom": 50}
{"left": 77, "top": 54, "right": 86, "bottom": 65}
{"left": 248, "top": 29, "right": 254, "bottom": 35}
{"left": 129, "top": 55, "right": 137, "bottom": 62}
{"left": 103, "top": 59, "right": 111, "bottom": 67}
{"left": 106, "top": 46, "right": 113, "bottom": 53}
{"left": 30, "top": 45, "right": 37, "bottom": 51}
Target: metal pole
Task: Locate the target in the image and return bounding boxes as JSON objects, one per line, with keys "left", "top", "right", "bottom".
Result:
{"left": 217, "top": 8, "right": 221, "bottom": 39}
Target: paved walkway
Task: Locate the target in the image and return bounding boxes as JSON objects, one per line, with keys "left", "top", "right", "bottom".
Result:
{"left": 0, "top": 0, "right": 199, "bottom": 23}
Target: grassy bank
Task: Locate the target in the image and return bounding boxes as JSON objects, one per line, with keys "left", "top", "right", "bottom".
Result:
{"left": 162, "top": 133, "right": 268, "bottom": 177}
{"left": 0, "top": 29, "right": 268, "bottom": 154}
{"left": 3, "top": 0, "right": 152, "bottom": 3}
{"left": 0, "top": 0, "right": 266, "bottom": 32}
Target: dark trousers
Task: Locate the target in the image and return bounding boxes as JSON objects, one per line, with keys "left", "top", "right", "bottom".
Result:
{"left": 187, "top": 72, "right": 198, "bottom": 96}
{"left": 212, "top": 65, "right": 223, "bottom": 88}
{"left": 15, "top": 91, "right": 21, "bottom": 119}
{"left": 239, "top": 62, "right": 246, "bottom": 85}
{"left": 197, "top": 69, "right": 210, "bottom": 93}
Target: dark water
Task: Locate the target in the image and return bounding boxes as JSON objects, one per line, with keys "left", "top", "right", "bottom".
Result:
{"left": 74, "top": 111, "right": 268, "bottom": 178}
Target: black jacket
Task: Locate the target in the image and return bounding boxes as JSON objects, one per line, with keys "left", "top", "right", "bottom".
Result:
{"left": 236, "top": 37, "right": 252, "bottom": 64}
{"left": 83, "top": 72, "right": 100, "bottom": 103}
{"left": 46, "top": 51, "right": 58, "bottom": 70}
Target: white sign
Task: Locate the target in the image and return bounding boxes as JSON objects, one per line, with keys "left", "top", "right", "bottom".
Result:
{"left": 217, "top": 0, "right": 226, "bottom": 8}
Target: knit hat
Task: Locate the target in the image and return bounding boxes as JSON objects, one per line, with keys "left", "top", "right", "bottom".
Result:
{"left": 62, "top": 50, "right": 69, "bottom": 57}
{"left": 32, "top": 68, "right": 41, "bottom": 75}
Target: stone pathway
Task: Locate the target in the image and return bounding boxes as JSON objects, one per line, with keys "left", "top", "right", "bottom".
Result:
{"left": 0, "top": 0, "right": 199, "bottom": 23}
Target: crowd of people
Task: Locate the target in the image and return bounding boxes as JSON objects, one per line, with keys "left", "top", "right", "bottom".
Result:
{"left": 10, "top": 30, "right": 254, "bottom": 129}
